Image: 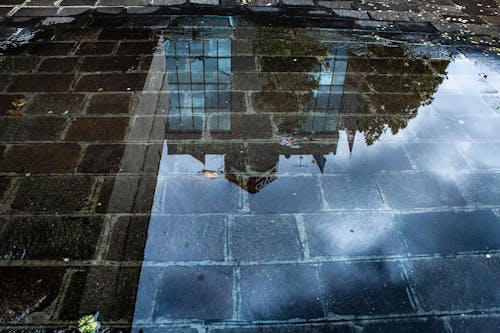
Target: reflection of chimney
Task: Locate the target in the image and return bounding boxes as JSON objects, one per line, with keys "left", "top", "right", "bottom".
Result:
{"left": 347, "top": 128, "right": 355, "bottom": 158}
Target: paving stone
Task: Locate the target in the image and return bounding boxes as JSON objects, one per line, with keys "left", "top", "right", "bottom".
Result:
{"left": 59, "top": 266, "right": 141, "bottom": 321}
{"left": 0, "top": 143, "right": 81, "bottom": 173}
{"left": 154, "top": 176, "right": 243, "bottom": 213}
{"left": 369, "top": 11, "right": 410, "bottom": 21}
{"left": 106, "top": 215, "right": 149, "bottom": 261}
{"left": 0, "top": 117, "right": 67, "bottom": 142}
{"left": 0, "top": 7, "right": 14, "bottom": 16}
{"left": 75, "top": 73, "right": 147, "bottom": 91}
{"left": 407, "top": 257, "right": 500, "bottom": 311}
{"left": 333, "top": 9, "right": 369, "bottom": 19}
{"left": 455, "top": 173, "right": 500, "bottom": 206}
{"left": 190, "top": 0, "right": 219, "bottom": 4}
{"left": 361, "top": 318, "right": 447, "bottom": 333}
{"left": 240, "top": 264, "right": 323, "bottom": 320}
{"left": 0, "top": 215, "right": 103, "bottom": 260}
{"left": 151, "top": 266, "right": 233, "bottom": 319}
{"left": 396, "top": 210, "right": 500, "bottom": 255}
{"left": 60, "top": 0, "right": 96, "bottom": 5}
{"left": 26, "top": 93, "right": 85, "bottom": 114}
{"left": 37, "top": 57, "right": 79, "bottom": 72}
{"left": 249, "top": 176, "right": 322, "bottom": 213}
{"left": 25, "top": 0, "right": 57, "bottom": 5}
{"left": 321, "top": 174, "right": 384, "bottom": 210}
{"left": 80, "top": 55, "right": 141, "bottom": 72}
{"left": 75, "top": 41, "right": 116, "bottom": 55}
{"left": 282, "top": 0, "right": 315, "bottom": 6}
{"left": 65, "top": 117, "right": 130, "bottom": 141}
{"left": 0, "top": 56, "right": 39, "bottom": 72}
{"left": 210, "top": 114, "right": 273, "bottom": 140}
{"left": 449, "top": 317, "right": 500, "bottom": 333}
{"left": 57, "top": 6, "right": 92, "bottom": 15}
{"left": 232, "top": 214, "right": 301, "bottom": 261}
{"left": 0, "top": 267, "right": 66, "bottom": 322}
{"left": 320, "top": 261, "right": 414, "bottom": 315}
{"left": 304, "top": 212, "right": 404, "bottom": 257}
{"left": 98, "top": 0, "right": 149, "bottom": 5}
{"left": 0, "top": 176, "right": 11, "bottom": 201}
{"left": 210, "top": 325, "right": 352, "bottom": 333}
{"left": 98, "top": 28, "right": 153, "bottom": 40}
{"left": 460, "top": 142, "right": 500, "bottom": 171}
{"left": 78, "top": 144, "right": 126, "bottom": 173}
{"left": 87, "top": 93, "right": 132, "bottom": 114}
{"left": 13, "top": 7, "right": 58, "bottom": 16}
{"left": 116, "top": 41, "right": 158, "bottom": 55}
{"left": 7, "top": 74, "right": 75, "bottom": 92}
{"left": 376, "top": 173, "right": 467, "bottom": 209}
{"left": 11, "top": 176, "right": 95, "bottom": 213}
{"left": 145, "top": 214, "right": 225, "bottom": 261}
{"left": 403, "top": 142, "right": 469, "bottom": 173}
{"left": 96, "top": 175, "right": 157, "bottom": 213}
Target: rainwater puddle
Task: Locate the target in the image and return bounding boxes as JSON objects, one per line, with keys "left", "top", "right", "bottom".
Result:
{"left": 1, "top": 15, "right": 500, "bottom": 332}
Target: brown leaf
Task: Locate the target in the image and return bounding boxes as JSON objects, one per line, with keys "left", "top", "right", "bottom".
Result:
{"left": 199, "top": 169, "right": 219, "bottom": 178}
{"left": 7, "top": 109, "right": 23, "bottom": 117}
{"left": 11, "top": 98, "right": 26, "bottom": 107}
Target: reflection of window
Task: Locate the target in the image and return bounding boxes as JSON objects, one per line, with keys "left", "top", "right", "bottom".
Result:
{"left": 302, "top": 49, "right": 348, "bottom": 133}
{"left": 165, "top": 40, "right": 232, "bottom": 132}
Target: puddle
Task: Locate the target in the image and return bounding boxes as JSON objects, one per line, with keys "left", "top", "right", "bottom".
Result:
{"left": 1, "top": 15, "right": 500, "bottom": 332}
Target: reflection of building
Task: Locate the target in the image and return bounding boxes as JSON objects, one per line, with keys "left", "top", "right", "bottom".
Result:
{"left": 163, "top": 21, "right": 353, "bottom": 193}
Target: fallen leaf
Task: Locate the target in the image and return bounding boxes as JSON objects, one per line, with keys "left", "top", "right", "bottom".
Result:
{"left": 7, "top": 109, "right": 23, "bottom": 116}
{"left": 198, "top": 169, "right": 220, "bottom": 178}
{"left": 11, "top": 98, "right": 26, "bottom": 107}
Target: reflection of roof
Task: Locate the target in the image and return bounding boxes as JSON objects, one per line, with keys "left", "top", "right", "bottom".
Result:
{"left": 225, "top": 165, "right": 278, "bottom": 194}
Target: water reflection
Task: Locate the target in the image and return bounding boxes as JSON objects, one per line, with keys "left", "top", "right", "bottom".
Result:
{"left": 1, "top": 15, "right": 500, "bottom": 332}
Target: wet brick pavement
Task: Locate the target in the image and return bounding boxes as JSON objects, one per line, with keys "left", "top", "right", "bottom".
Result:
{"left": 0, "top": 10, "right": 500, "bottom": 333}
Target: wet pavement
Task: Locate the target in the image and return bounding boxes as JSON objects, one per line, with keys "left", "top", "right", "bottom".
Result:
{"left": 0, "top": 13, "right": 500, "bottom": 333}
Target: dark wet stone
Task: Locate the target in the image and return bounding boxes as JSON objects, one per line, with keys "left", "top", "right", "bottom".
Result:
{"left": 96, "top": 175, "right": 157, "bottom": 213}
{"left": 78, "top": 144, "right": 126, "bottom": 173}
{"left": 155, "top": 176, "right": 243, "bottom": 213}
{"left": 396, "top": 210, "right": 500, "bottom": 255}
{"left": 7, "top": 74, "right": 75, "bottom": 92}
{"left": 11, "top": 176, "right": 94, "bottom": 213}
{"left": 0, "top": 117, "right": 67, "bottom": 142}
{"left": 449, "top": 317, "right": 500, "bottom": 333}
{"left": 37, "top": 57, "right": 79, "bottom": 73}
{"left": 106, "top": 215, "right": 149, "bottom": 261}
{"left": 407, "top": 257, "right": 500, "bottom": 311}
{"left": 13, "top": 7, "right": 58, "bottom": 16}
{"left": 320, "top": 261, "right": 414, "bottom": 315}
{"left": 59, "top": 266, "right": 141, "bottom": 321}
{"left": 341, "top": 143, "right": 413, "bottom": 173}
{"left": 60, "top": 0, "right": 96, "bottom": 5}
{"left": 0, "top": 56, "right": 39, "bottom": 72}
{"left": 456, "top": 173, "right": 500, "bottom": 206}
{"left": 0, "top": 216, "right": 103, "bottom": 260}
{"left": 65, "top": 117, "right": 130, "bottom": 141}
{"left": 282, "top": 0, "right": 314, "bottom": 6}
{"left": 377, "top": 173, "right": 467, "bottom": 209}
{"left": 75, "top": 73, "right": 147, "bottom": 91}
{"left": 98, "top": 28, "right": 153, "bottom": 40}
{"left": 209, "top": 325, "right": 352, "bottom": 332}
{"left": 361, "top": 318, "right": 447, "bottom": 333}
{"left": 57, "top": 6, "right": 92, "bottom": 15}
{"left": 150, "top": 266, "right": 233, "bottom": 319}
{"left": 145, "top": 214, "right": 225, "bottom": 261}
{"left": 321, "top": 175, "right": 384, "bottom": 210}
{"left": 0, "top": 143, "right": 81, "bottom": 173}
{"left": 75, "top": 41, "right": 116, "bottom": 55}
{"left": 0, "top": 267, "right": 66, "bottom": 322}
{"left": 240, "top": 264, "right": 323, "bottom": 320}
{"left": 26, "top": 93, "right": 85, "bottom": 115}
{"left": 0, "top": 176, "right": 11, "bottom": 201}
{"left": 304, "top": 212, "right": 404, "bottom": 257}
{"left": 249, "top": 176, "right": 322, "bottom": 213}
{"left": 87, "top": 93, "right": 132, "bottom": 114}
{"left": 28, "top": 42, "right": 74, "bottom": 56}
{"left": 232, "top": 214, "right": 301, "bottom": 261}
{"left": 80, "top": 55, "right": 141, "bottom": 72}
{"left": 25, "top": 0, "right": 57, "bottom": 5}
{"left": 116, "top": 41, "right": 158, "bottom": 55}
{"left": 210, "top": 115, "right": 273, "bottom": 140}
{"left": 232, "top": 56, "right": 256, "bottom": 71}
